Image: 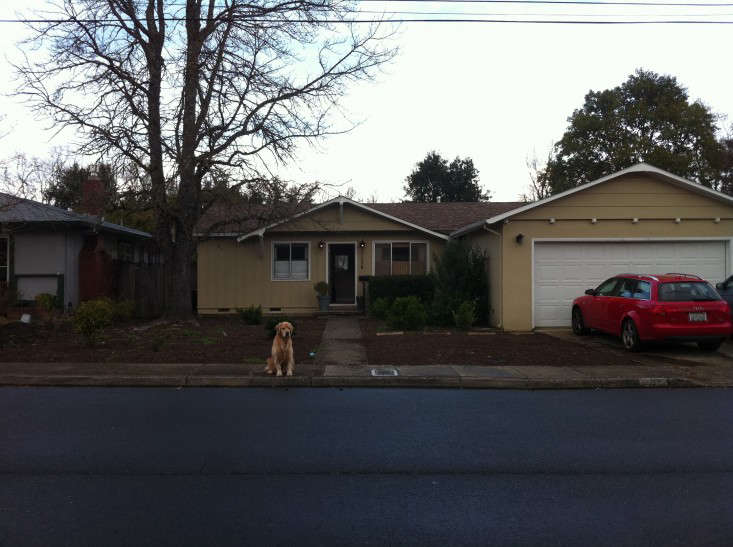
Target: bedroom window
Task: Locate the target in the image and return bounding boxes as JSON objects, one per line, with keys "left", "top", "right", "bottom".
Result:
{"left": 273, "top": 242, "right": 309, "bottom": 280}
{"left": 373, "top": 242, "right": 428, "bottom": 275}
{"left": 0, "top": 236, "right": 8, "bottom": 284}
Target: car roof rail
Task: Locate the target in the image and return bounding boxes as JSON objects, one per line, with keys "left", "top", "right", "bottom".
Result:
{"left": 664, "top": 272, "right": 702, "bottom": 279}
{"left": 618, "top": 273, "right": 658, "bottom": 281}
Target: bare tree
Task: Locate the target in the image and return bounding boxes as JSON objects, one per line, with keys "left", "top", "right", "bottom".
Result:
{"left": 15, "top": 0, "right": 395, "bottom": 317}
{"left": 520, "top": 151, "right": 552, "bottom": 203}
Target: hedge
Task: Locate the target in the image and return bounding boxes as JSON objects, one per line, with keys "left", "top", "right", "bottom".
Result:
{"left": 367, "top": 275, "right": 435, "bottom": 308}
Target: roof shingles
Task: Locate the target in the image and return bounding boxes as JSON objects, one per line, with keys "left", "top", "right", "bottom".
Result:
{"left": 0, "top": 193, "right": 151, "bottom": 238}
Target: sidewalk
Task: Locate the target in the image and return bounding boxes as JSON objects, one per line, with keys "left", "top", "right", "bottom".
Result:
{"left": 1, "top": 317, "right": 731, "bottom": 389}
{"left": 2, "top": 358, "right": 733, "bottom": 389}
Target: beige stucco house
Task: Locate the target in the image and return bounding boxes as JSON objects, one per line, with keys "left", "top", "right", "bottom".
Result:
{"left": 197, "top": 163, "right": 733, "bottom": 331}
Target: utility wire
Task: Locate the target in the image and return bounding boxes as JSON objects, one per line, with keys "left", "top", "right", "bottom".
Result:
{"left": 4, "top": 16, "right": 733, "bottom": 23}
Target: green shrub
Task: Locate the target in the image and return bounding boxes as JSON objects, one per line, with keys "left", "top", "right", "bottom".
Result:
{"left": 112, "top": 300, "right": 136, "bottom": 322}
{"left": 370, "top": 297, "right": 391, "bottom": 319}
{"left": 386, "top": 296, "right": 426, "bottom": 331}
{"left": 453, "top": 300, "right": 477, "bottom": 331}
{"left": 367, "top": 275, "right": 434, "bottom": 308}
{"left": 431, "top": 241, "right": 489, "bottom": 326}
{"left": 238, "top": 305, "right": 263, "bottom": 325}
{"left": 314, "top": 281, "right": 329, "bottom": 297}
{"left": 73, "top": 299, "right": 115, "bottom": 346}
{"left": 264, "top": 316, "right": 298, "bottom": 338}
{"left": 35, "top": 293, "right": 58, "bottom": 312}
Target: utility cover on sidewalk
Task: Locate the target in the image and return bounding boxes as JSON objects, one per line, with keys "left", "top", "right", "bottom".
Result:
{"left": 370, "top": 367, "right": 399, "bottom": 377}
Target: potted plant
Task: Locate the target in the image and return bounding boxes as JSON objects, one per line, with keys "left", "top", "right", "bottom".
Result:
{"left": 314, "top": 281, "right": 330, "bottom": 312}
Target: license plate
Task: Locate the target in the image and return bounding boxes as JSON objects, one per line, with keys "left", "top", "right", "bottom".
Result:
{"left": 688, "top": 312, "right": 707, "bottom": 322}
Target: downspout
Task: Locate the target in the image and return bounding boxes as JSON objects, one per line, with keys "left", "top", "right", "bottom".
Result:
{"left": 482, "top": 222, "right": 502, "bottom": 329}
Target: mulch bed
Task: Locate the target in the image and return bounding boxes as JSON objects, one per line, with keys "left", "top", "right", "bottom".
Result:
{"left": 0, "top": 316, "right": 326, "bottom": 365}
{"left": 360, "top": 319, "right": 634, "bottom": 367}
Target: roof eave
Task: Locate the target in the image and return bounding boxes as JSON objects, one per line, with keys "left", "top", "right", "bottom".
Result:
{"left": 481, "top": 163, "right": 733, "bottom": 226}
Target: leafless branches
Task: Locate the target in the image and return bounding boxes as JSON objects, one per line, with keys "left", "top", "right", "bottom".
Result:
{"left": 14, "top": 0, "right": 396, "bottom": 314}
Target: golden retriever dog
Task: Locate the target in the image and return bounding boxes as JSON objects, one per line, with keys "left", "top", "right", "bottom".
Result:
{"left": 265, "top": 321, "right": 295, "bottom": 376}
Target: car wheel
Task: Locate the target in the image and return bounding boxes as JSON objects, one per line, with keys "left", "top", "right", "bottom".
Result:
{"left": 572, "top": 307, "right": 588, "bottom": 336}
{"left": 621, "top": 319, "right": 642, "bottom": 352}
{"left": 698, "top": 339, "right": 724, "bottom": 352}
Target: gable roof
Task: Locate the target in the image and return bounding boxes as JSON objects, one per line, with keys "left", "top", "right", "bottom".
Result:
{"left": 0, "top": 193, "right": 151, "bottom": 239}
{"left": 197, "top": 196, "right": 524, "bottom": 239}
{"left": 451, "top": 163, "right": 733, "bottom": 237}
{"left": 236, "top": 197, "right": 460, "bottom": 241}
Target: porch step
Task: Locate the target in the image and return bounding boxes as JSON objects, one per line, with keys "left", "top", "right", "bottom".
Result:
{"left": 316, "top": 306, "right": 362, "bottom": 316}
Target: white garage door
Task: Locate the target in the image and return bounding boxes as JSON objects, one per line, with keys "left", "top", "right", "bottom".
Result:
{"left": 533, "top": 241, "right": 729, "bottom": 327}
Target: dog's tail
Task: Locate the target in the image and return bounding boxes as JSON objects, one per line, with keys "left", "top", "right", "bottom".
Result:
{"left": 265, "top": 357, "right": 274, "bottom": 373}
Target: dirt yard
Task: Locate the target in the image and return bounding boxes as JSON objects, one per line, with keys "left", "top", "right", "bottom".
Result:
{"left": 0, "top": 316, "right": 326, "bottom": 364}
{"left": 360, "top": 319, "right": 636, "bottom": 367}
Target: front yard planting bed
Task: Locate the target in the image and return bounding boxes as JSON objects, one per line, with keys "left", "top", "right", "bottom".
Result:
{"left": 360, "top": 319, "right": 633, "bottom": 367}
{"left": 0, "top": 316, "right": 326, "bottom": 365}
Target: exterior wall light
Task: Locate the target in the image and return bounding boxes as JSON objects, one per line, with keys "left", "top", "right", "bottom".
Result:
{"left": 359, "top": 240, "right": 367, "bottom": 248}
{"left": 318, "top": 240, "right": 325, "bottom": 249}
{"left": 674, "top": 218, "right": 681, "bottom": 224}
{"left": 591, "top": 218, "right": 597, "bottom": 224}
{"left": 515, "top": 233, "right": 524, "bottom": 244}
{"left": 632, "top": 218, "right": 639, "bottom": 224}
{"left": 714, "top": 218, "right": 721, "bottom": 224}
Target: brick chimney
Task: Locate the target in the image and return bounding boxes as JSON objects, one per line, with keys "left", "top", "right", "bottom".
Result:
{"left": 79, "top": 168, "right": 105, "bottom": 217}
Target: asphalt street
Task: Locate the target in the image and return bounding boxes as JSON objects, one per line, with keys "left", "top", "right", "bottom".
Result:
{"left": 2, "top": 387, "right": 733, "bottom": 546}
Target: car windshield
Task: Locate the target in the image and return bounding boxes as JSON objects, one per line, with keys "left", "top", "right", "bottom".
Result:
{"left": 658, "top": 282, "right": 722, "bottom": 302}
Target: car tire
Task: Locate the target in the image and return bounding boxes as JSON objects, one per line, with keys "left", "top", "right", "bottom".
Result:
{"left": 621, "top": 319, "right": 642, "bottom": 352}
{"left": 698, "top": 339, "right": 724, "bottom": 352}
{"left": 572, "top": 307, "right": 588, "bottom": 336}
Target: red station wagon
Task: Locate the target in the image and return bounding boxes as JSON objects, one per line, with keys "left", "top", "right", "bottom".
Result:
{"left": 571, "top": 273, "right": 732, "bottom": 352}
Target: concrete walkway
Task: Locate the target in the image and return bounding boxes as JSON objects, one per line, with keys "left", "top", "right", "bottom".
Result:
{"left": 315, "top": 316, "right": 368, "bottom": 371}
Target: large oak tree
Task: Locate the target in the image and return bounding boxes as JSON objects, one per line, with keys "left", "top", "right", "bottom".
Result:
{"left": 542, "top": 70, "right": 730, "bottom": 196}
{"left": 15, "top": 0, "right": 394, "bottom": 317}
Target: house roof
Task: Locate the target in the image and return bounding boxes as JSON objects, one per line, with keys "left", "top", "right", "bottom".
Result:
{"left": 369, "top": 201, "right": 524, "bottom": 234}
{"left": 0, "top": 193, "right": 151, "bottom": 239}
{"left": 196, "top": 199, "right": 312, "bottom": 237}
{"left": 450, "top": 163, "right": 733, "bottom": 237}
{"left": 197, "top": 196, "right": 524, "bottom": 239}
{"left": 234, "top": 197, "right": 522, "bottom": 242}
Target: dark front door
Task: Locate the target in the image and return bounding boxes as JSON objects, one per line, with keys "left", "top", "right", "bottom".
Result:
{"left": 329, "top": 244, "right": 355, "bottom": 304}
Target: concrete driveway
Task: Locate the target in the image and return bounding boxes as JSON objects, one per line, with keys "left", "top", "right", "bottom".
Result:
{"left": 539, "top": 328, "right": 733, "bottom": 367}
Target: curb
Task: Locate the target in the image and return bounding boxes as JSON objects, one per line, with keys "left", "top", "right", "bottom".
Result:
{"left": 0, "top": 375, "right": 722, "bottom": 389}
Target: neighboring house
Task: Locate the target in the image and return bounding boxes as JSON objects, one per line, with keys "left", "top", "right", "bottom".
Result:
{"left": 195, "top": 163, "right": 733, "bottom": 331}
{"left": 0, "top": 191, "right": 152, "bottom": 310}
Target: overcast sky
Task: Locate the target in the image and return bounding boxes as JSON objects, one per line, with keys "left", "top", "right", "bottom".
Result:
{"left": 2, "top": 1, "right": 732, "bottom": 202}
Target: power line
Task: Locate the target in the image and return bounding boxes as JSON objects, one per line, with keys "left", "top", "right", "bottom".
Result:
{"left": 355, "top": 0, "right": 733, "bottom": 5}
{"left": 359, "top": 8, "right": 733, "bottom": 13}
{"left": 4, "top": 16, "right": 733, "bottom": 23}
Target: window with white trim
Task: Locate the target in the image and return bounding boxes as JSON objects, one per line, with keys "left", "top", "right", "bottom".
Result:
{"left": 374, "top": 242, "right": 427, "bottom": 275}
{"left": 273, "top": 242, "right": 309, "bottom": 280}
{"left": 0, "top": 236, "right": 8, "bottom": 284}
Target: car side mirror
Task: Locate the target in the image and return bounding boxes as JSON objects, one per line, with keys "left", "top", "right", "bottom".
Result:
{"left": 716, "top": 282, "right": 725, "bottom": 291}
{"left": 584, "top": 289, "right": 597, "bottom": 296}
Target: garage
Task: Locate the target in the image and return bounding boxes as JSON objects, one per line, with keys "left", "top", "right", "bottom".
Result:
{"left": 533, "top": 240, "right": 729, "bottom": 327}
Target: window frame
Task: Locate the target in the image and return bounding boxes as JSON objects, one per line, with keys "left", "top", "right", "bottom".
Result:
{"left": 371, "top": 240, "right": 430, "bottom": 276}
{"left": 0, "top": 235, "right": 9, "bottom": 284}
{"left": 271, "top": 241, "right": 311, "bottom": 282}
